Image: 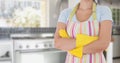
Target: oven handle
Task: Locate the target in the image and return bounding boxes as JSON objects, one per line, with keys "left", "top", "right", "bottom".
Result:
{"left": 15, "top": 48, "right": 66, "bottom": 53}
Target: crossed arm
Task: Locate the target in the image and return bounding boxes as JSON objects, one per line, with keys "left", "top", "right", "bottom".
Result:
{"left": 54, "top": 20, "right": 112, "bottom": 54}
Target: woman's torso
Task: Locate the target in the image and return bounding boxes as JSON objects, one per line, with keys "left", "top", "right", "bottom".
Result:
{"left": 65, "top": 5, "right": 106, "bottom": 63}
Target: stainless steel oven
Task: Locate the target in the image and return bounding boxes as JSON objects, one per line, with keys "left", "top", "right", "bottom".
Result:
{"left": 11, "top": 34, "right": 67, "bottom": 63}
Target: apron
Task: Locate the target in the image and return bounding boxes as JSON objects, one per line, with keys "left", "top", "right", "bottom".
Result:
{"left": 65, "top": 3, "right": 106, "bottom": 63}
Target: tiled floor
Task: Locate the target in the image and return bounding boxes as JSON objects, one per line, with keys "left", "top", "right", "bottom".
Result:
{"left": 113, "top": 59, "right": 120, "bottom": 63}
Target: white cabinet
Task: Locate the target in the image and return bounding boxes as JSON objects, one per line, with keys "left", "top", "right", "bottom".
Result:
{"left": 0, "top": 61, "right": 11, "bottom": 63}
{"left": 0, "top": 41, "right": 11, "bottom": 57}
{"left": 113, "top": 35, "right": 120, "bottom": 57}
{"left": 0, "top": 40, "right": 13, "bottom": 63}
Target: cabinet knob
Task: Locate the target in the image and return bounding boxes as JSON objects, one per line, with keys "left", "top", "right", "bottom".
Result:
{"left": 44, "top": 44, "right": 47, "bottom": 47}
{"left": 26, "top": 45, "right": 29, "bottom": 48}
{"left": 49, "top": 44, "right": 52, "bottom": 47}
{"left": 19, "top": 45, "right": 22, "bottom": 49}
{"left": 35, "top": 45, "right": 38, "bottom": 48}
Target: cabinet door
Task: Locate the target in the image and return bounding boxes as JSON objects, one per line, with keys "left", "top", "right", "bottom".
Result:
{"left": 113, "top": 35, "right": 120, "bottom": 57}
{"left": 0, "top": 41, "right": 11, "bottom": 57}
{"left": 20, "top": 53, "right": 44, "bottom": 63}
{"left": 0, "top": 41, "right": 12, "bottom": 63}
{"left": 0, "top": 61, "right": 11, "bottom": 63}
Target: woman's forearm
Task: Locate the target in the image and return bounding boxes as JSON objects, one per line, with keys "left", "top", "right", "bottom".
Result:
{"left": 83, "top": 39, "right": 110, "bottom": 54}
{"left": 54, "top": 38, "right": 76, "bottom": 51}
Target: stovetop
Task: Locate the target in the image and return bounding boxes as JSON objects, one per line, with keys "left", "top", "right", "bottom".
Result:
{"left": 11, "top": 33, "right": 54, "bottom": 39}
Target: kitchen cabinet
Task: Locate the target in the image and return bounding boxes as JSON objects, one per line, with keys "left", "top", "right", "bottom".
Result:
{"left": 0, "top": 61, "right": 11, "bottom": 63}
{"left": 0, "top": 40, "right": 13, "bottom": 63}
{"left": 113, "top": 35, "right": 120, "bottom": 58}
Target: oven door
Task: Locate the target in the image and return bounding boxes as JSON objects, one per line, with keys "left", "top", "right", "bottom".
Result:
{"left": 14, "top": 49, "right": 67, "bottom": 63}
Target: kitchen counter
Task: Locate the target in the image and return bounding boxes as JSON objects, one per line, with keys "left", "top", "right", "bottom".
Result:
{"left": 0, "top": 28, "right": 56, "bottom": 34}
{"left": 0, "top": 27, "right": 119, "bottom": 39}
{"left": 0, "top": 28, "right": 56, "bottom": 40}
{"left": 0, "top": 26, "right": 119, "bottom": 34}
{"left": 0, "top": 33, "right": 10, "bottom": 40}
{"left": 0, "top": 57, "right": 11, "bottom": 61}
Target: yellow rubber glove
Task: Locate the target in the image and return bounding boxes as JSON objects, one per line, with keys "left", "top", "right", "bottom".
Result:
{"left": 76, "top": 34, "right": 98, "bottom": 47}
{"left": 59, "top": 29, "right": 69, "bottom": 38}
{"left": 69, "top": 47, "right": 83, "bottom": 58}
{"left": 69, "top": 34, "right": 98, "bottom": 58}
{"left": 59, "top": 29, "right": 98, "bottom": 58}
{"left": 59, "top": 29, "right": 82, "bottom": 58}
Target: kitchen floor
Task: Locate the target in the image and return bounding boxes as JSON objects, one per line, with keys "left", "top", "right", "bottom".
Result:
{"left": 0, "top": 59, "right": 119, "bottom": 63}
{"left": 113, "top": 59, "right": 120, "bottom": 63}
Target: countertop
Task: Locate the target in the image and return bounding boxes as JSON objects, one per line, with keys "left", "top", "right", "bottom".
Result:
{"left": 0, "top": 28, "right": 56, "bottom": 40}
{"left": 0, "top": 27, "right": 120, "bottom": 40}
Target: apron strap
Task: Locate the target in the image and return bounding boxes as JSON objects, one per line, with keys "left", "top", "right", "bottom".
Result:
{"left": 92, "top": 3, "right": 97, "bottom": 20}
{"left": 69, "top": 3, "right": 97, "bottom": 21}
{"left": 69, "top": 3, "right": 79, "bottom": 21}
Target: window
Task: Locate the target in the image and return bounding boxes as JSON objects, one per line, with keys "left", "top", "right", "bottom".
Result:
{"left": 0, "top": 0, "right": 48, "bottom": 27}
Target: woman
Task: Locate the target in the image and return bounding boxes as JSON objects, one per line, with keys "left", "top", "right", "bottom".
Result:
{"left": 54, "top": 0, "right": 113, "bottom": 63}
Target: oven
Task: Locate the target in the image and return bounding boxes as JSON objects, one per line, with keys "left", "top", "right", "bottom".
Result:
{"left": 11, "top": 34, "right": 67, "bottom": 63}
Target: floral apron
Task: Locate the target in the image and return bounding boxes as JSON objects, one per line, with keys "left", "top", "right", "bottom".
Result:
{"left": 65, "top": 3, "right": 106, "bottom": 63}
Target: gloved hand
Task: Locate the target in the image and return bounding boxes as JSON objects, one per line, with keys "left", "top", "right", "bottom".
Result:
{"left": 59, "top": 29, "right": 69, "bottom": 38}
{"left": 59, "top": 29, "right": 98, "bottom": 58}
{"left": 69, "top": 34, "right": 98, "bottom": 58}
{"left": 76, "top": 34, "right": 98, "bottom": 47}
{"left": 59, "top": 29, "right": 83, "bottom": 58}
{"left": 69, "top": 46, "right": 83, "bottom": 58}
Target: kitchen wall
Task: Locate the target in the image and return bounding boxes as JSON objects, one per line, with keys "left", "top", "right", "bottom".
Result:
{"left": 68, "top": 0, "right": 79, "bottom": 8}
{"left": 49, "top": 0, "right": 68, "bottom": 27}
